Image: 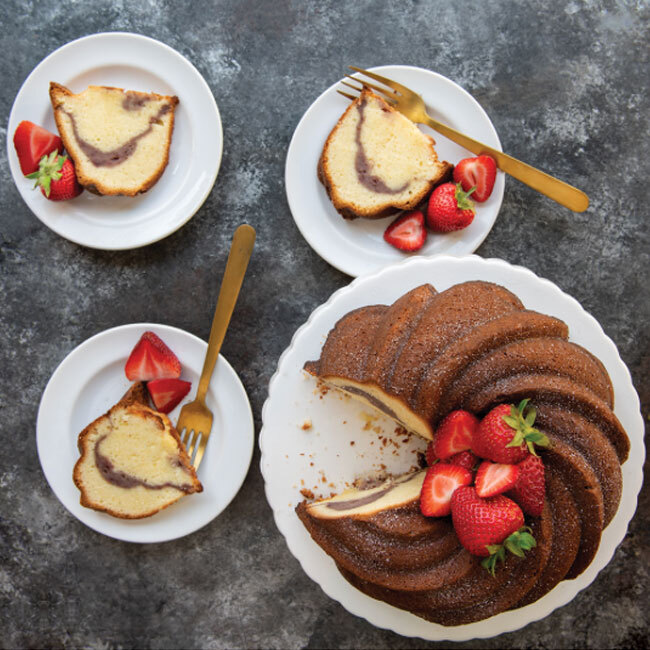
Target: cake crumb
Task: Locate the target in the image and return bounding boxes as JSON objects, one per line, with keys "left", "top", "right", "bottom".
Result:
{"left": 350, "top": 441, "right": 355, "bottom": 446}
{"left": 300, "top": 488, "right": 315, "bottom": 499}
{"left": 301, "top": 419, "right": 313, "bottom": 430}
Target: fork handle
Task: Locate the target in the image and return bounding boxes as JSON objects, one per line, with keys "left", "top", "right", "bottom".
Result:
{"left": 197, "top": 224, "right": 256, "bottom": 403}
{"left": 421, "top": 116, "right": 589, "bottom": 212}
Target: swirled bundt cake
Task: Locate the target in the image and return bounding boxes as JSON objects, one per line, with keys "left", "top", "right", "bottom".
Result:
{"left": 318, "top": 87, "right": 451, "bottom": 219}
{"left": 50, "top": 82, "right": 178, "bottom": 196}
{"left": 73, "top": 382, "right": 202, "bottom": 519}
{"left": 298, "top": 280, "right": 630, "bottom": 626}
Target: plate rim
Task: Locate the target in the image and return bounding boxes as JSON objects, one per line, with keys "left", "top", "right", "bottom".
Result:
{"left": 284, "top": 64, "right": 504, "bottom": 277}
{"left": 259, "top": 254, "right": 645, "bottom": 641}
{"left": 7, "top": 31, "right": 223, "bottom": 250}
{"left": 36, "top": 322, "right": 254, "bottom": 543}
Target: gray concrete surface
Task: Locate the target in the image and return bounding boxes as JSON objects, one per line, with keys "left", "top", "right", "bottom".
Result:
{"left": 0, "top": 1, "right": 648, "bottom": 647}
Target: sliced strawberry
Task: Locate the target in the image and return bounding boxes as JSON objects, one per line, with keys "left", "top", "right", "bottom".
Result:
{"left": 433, "top": 410, "right": 479, "bottom": 459}
{"left": 125, "top": 331, "right": 182, "bottom": 381}
{"left": 507, "top": 455, "right": 546, "bottom": 516}
{"left": 147, "top": 378, "right": 191, "bottom": 414}
{"left": 420, "top": 463, "right": 473, "bottom": 517}
{"left": 447, "top": 449, "right": 479, "bottom": 473}
{"left": 453, "top": 155, "right": 497, "bottom": 202}
{"left": 13, "top": 121, "right": 63, "bottom": 175}
{"left": 475, "top": 461, "right": 519, "bottom": 498}
{"left": 383, "top": 210, "right": 427, "bottom": 251}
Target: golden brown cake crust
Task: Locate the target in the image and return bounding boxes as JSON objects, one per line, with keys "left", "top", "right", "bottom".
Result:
{"left": 73, "top": 382, "right": 202, "bottom": 519}
{"left": 49, "top": 82, "right": 179, "bottom": 197}
{"left": 318, "top": 87, "right": 451, "bottom": 220}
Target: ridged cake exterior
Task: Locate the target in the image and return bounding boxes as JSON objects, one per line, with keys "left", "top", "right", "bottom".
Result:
{"left": 50, "top": 82, "right": 178, "bottom": 196}
{"left": 299, "top": 280, "right": 629, "bottom": 625}
{"left": 318, "top": 87, "right": 451, "bottom": 220}
{"left": 73, "top": 382, "right": 202, "bottom": 519}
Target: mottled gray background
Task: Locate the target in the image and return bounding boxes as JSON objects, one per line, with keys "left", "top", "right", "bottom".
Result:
{"left": 1, "top": 0, "right": 648, "bottom": 648}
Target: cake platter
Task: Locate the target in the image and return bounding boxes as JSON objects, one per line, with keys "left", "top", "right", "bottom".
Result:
{"left": 7, "top": 32, "right": 222, "bottom": 250}
{"left": 37, "top": 323, "right": 254, "bottom": 543}
{"left": 285, "top": 65, "right": 505, "bottom": 277}
{"left": 259, "top": 255, "right": 644, "bottom": 641}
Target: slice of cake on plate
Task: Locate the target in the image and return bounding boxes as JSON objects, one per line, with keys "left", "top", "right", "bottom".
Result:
{"left": 319, "top": 87, "right": 451, "bottom": 219}
{"left": 49, "top": 82, "right": 179, "bottom": 196}
{"left": 73, "top": 382, "right": 202, "bottom": 519}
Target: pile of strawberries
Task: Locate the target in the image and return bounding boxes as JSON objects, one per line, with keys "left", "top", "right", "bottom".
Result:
{"left": 13, "top": 120, "right": 82, "bottom": 201}
{"left": 383, "top": 154, "right": 497, "bottom": 252}
{"left": 419, "top": 400, "right": 550, "bottom": 575}
{"left": 124, "top": 331, "right": 192, "bottom": 414}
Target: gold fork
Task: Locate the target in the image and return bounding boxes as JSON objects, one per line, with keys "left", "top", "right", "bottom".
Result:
{"left": 341, "top": 66, "right": 589, "bottom": 213}
{"left": 176, "top": 224, "right": 256, "bottom": 470}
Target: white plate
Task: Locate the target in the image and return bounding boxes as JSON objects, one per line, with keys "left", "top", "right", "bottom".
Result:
{"left": 7, "top": 32, "right": 222, "bottom": 249}
{"left": 259, "top": 255, "right": 644, "bottom": 641}
{"left": 285, "top": 66, "right": 504, "bottom": 277}
{"left": 37, "top": 323, "right": 254, "bottom": 543}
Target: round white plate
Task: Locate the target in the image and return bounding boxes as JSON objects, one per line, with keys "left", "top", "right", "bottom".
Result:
{"left": 7, "top": 32, "right": 222, "bottom": 249}
{"left": 259, "top": 255, "right": 644, "bottom": 641}
{"left": 285, "top": 66, "right": 504, "bottom": 277}
{"left": 37, "top": 323, "right": 254, "bottom": 543}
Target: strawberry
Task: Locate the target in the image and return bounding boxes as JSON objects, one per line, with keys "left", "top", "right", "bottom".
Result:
{"left": 13, "top": 121, "right": 63, "bottom": 175}
{"left": 448, "top": 450, "right": 480, "bottom": 473}
{"left": 475, "top": 461, "right": 519, "bottom": 498}
{"left": 433, "top": 410, "right": 479, "bottom": 459}
{"left": 453, "top": 155, "right": 497, "bottom": 202}
{"left": 426, "top": 182, "right": 475, "bottom": 232}
{"left": 450, "top": 486, "right": 536, "bottom": 574}
{"left": 473, "top": 399, "right": 549, "bottom": 464}
{"left": 383, "top": 210, "right": 427, "bottom": 251}
{"left": 507, "top": 455, "right": 546, "bottom": 516}
{"left": 147, "top": 378, "right": 191, "bottom": 414}
{"left": 26, "top": 151, "right": 82, "bottom": 201}
{"left": 124, "top": 331, "right": 182, "bottom": 381}
{"left": 425, "top": 441, "right": 437, "bottom": 466}
{"left": 420, "top": 463, "right": 473, "bottom": 517}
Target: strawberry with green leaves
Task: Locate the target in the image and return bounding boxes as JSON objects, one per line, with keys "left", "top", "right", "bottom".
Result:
{"left": 473, "top": 399, "right": 549, "bottom": 464}
{"left": 450, "top": 486, "right": 537, "bottom": 575}
{"left": 508, "top": 455, "right": 546, "bottom": 516}
{"left": 27, "top": 151, "right": 82, "bottom": 201}
{"left": 426, "top": 182, "right": 475, "bottom": 232}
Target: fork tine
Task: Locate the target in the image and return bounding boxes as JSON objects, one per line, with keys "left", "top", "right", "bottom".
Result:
{"left": 340, "top": 79, "right": 397, "bottom": 106}
{"left": 348, "top": 66, "right": 410, "bottom": 95}
{"left": 186, "top": 430, "right": 201, "bottom": 461}
{"left": 193, "top": 435, "right": 207, "bottom": 470}
{"left": 337, "top": 89, "right": 357, "bottom": 101}
{"left": 344, "top": 75, "right": 398, "bottom": 99}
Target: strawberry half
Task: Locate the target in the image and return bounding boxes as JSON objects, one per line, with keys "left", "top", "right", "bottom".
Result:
{"left": 26, "top": 151, "right": 82, "bottom": 201}
{"left": 419, "top": 463, "right": 473, "bottom": 517}
{"left": 473, "top": 399, "right": 549, "bottom": 464}
{"left": 507, "top": 455, "right": 546, "bottom": 516}
{"left": 475, "top": 461, "right": 519, "bottom": 498}
{"left": 147, "top": 378, "right": 191, "bottom": 414}
{"left": 433, "top": 410, "right": 479, "bottom": 459}
{"left": 453, "top": 155, "right": 497, "bottom": 202}
{"left": 450, "top": 486, "right": 536, "bottom": 574}
{"left": 125, "top": 331, "right": 182, "bottom": 381}
{"left": 383, "top": 210, "right": 427, "bottom": 251}
{"left": 13, "top": 120, "right": 63, "bottom": 175}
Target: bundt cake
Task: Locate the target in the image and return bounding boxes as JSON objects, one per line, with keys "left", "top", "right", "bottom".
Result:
{"left": 49, "top": 82, "right": 178, "bottom": 196}
{"left": 298, "top": 280, "right": 630, "bottom": 626}
{"left": 318, "top": 87, "right": 451, "bottom": 220}
{"left": 73, "top": 382, "right": 202, "bottom": 519}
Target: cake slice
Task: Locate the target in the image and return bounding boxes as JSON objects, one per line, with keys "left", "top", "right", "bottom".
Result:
{"left": 49, "top": 82, "right": 179, "bottom": 196}
{"left": 318, "top": 87, "right": 451, "bottom": 219}
{"left": 73, "top": 383, "right": 202, "bottom": 519}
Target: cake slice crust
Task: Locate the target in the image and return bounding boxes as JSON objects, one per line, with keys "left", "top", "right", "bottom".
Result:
{"left": 49, "top": 82, "right": 178, "bottom": 196}
{"left": 73, "top": 383, "right": 202, "bottom": 519}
